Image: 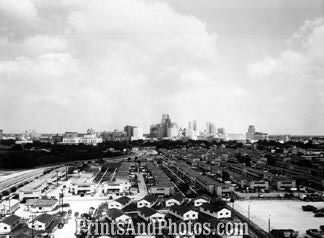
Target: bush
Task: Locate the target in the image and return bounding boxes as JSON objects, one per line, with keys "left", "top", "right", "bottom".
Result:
{"left": 10, "top": 187, "right": 17, "bottom": 193}
{"left": 2, "top": 190, "right": 9, "bottom": 196}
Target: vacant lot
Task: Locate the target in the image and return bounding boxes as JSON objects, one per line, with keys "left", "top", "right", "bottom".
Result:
{"left": 235, "top": 200, "right": 324, "bottom": 236}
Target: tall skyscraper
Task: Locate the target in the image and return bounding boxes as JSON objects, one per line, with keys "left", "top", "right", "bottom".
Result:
{"left": 248, "top": 125, "right": 255, "bottom": 133}
{"left": 246, "top": 125, "right": 256, "bottom": 140}
{"left": 124, "top": 125, "right": 136, "bottom": 138}
{"left": 150, "top": 124, "right": 161, "bottom": 138}
{"left": 160, "top": 114, "right": 172, "bottom": 137}
{"left": 150, "top": 114, "right": 179, "bottom": 138}
{"left": 217, "top": 127, "right": 226, "bottom": 135}
{"left": 188, "top": 120, "right": 197, "bottom": 131}
{"left": 131, "top": 127, "right": 144, "bottom": 140}
{"left": 0, "top": 130, "right": 3, "bottom": 140}
{"left": 206, "top": 122, "right": 216, "bottom": 135}
{"left": 217, "top": 127, "right": 226, "bottom": 139}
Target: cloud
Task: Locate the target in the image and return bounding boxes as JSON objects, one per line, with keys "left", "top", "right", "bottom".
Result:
{"left": 0, "top": 0, "right": 225, "bottom": 132}
{"left": 247, "top": 18, "right": 324, "bottom": 134}
{"left": 1, "top": 0, "right": 322, "bottom": 135}
{"left": 0, "top": 0, "right": 38, "bottom": 19}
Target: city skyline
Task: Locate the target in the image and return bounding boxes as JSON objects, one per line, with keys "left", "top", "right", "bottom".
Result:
{"left": 0, "top": 0, "right": 323, "bottom": 135}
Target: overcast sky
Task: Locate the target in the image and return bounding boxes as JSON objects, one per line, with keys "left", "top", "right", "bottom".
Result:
{"left": 0, "top": 0, "right": 323, "bottom": 134}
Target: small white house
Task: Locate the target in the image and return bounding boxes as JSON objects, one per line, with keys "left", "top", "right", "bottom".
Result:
{"left": 165, "top": 194, "right": 184, "bottom": 207}
{"left": 108, "top": 196, "right": 131, "bottom": 209}
{"left": 199, "top": 204, "right": 231, "bottom": 219}
{"left": 138, "top": 207, "right": 165, "bottom": 223}
{"left": 26, "top": 198, "right": 58, "bottom": 213}
{"left": 28, "top": 213, "right": 54, "bottom": 231}
{"left": 106, "top": 209, "right": 132, "bottom": 224}
{"left": 193, "top": 197, "right": 209, "bottom": 207}
{"left": 0, "top": 215, "right": 21, "bottom": 234}
{"left": 169, "top": 205, "right": 198, "bottom": 221}
{"left": 0, "top": 199, "right": 20, "bottom": 214}
{"left": 137, "top": 194, "right": 158, "bottom": 208}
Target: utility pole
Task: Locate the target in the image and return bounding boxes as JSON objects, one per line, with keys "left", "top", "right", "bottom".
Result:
{"left": 8, "top": 197, "right": 10, "bottom": 215}
{"left": 31, "top": 221, "right": 35, "bottom": 238}
{"left": 60, "top": 188, "right": 64, "bottom": 214}
{"left": 268, "top": 214, "right": 271, "bottom": 238}
{"left": 56, "top": 170, "right": 59, "bottom": 187}
{"left": 248, "top": 203, "right": 250, "bottom": 223}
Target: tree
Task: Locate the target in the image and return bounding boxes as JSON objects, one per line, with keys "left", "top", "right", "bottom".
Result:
{"left": 178, "top": 183, "right": 189, "bottom": 193}
{"left": 222, "top": 171, "right": 231, "bottom": 181}
{"left": 10, "top": 187, "right": 17, "bottom": 193}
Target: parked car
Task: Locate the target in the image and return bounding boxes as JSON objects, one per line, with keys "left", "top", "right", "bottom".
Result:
{"left": 302, "top": 205, "right": 317, "bottom": 212}
{"left": 306, "top": 229, "right": 321, "bottom": 238}
{"left": 314, "top": 212, "right": 324, "bottom": 217}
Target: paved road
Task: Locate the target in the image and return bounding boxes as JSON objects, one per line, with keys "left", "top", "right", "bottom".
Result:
{"left": 0, "top": 168, "right": 45, "bottom": 193}
{"left": 134, "top": 173, "right": 148, "bottom": 200}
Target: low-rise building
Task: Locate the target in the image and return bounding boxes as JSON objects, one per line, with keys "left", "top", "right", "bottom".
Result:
{"left": 137, "top": 194, "right": 158, "bottom": 208}
{"left": 137, "top": 207, "right": 165, "bottom": 223}
{"left": 199, "top": 203, "right": 231, "bottom": 219}
{"left": 106, "top": 209, "right": 132, "bottom": 224}
{"left": 147, "top": 162, "right": 174, "bottom": 196}
{"left": 165, "top": 194, "right": 184, "bottom": 207}
{"left": 108, "top": 196, "right": 131, "bottom": 209}
{"left": 0, "top": 215, "right": 21, "bottom": 234}
{"left": 169, "top": 205, "right": 198, "bottom": 221}
{"left": 70, "top": 173, "right": 95, "bottom": 195}
{"left": 100, "top": 181, "right": 131, "bottom": 194}
{"left": 270, "top": 176, "right": 296, "bottom": 190}
{"left": 25, "top": 197, "right": 58, "bottom": 213}
{"left": 249, "top": 180, "right": 269, "bottom": 190}
{"left": 28, "top": 213, "right": 53, "bottom": 231}
{"left": 62, "top": 134, "right": 103, "bottom": 145}
{"left": 192, "top": 196, "right": 209, "bottom": 207}
{"left": 0, "top": 199, "right": 20, "bottom": 215}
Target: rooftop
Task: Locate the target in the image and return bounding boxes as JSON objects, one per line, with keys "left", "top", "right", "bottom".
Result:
{"left": 0, "top": 214, "right": 21, "bottom": 226}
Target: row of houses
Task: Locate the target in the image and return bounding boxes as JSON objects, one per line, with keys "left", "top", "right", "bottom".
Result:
{"left": 95, "top": 193, "right": 231, "bottom": 229}
{"left": 146, "top": 162, "right": 175, "bottom": 196}
{"left": 0, "top": 213, "right": 57, "bottom": 235}
{"left": 171, "top": 161, "right": 234, "bottom": 195}
{"left": 226, "top": 163, "right": 296, "bottom": 190}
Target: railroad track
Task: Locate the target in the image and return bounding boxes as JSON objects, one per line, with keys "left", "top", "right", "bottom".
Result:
{"left": 0, "top": 169, "right": 44, "bottom": 193}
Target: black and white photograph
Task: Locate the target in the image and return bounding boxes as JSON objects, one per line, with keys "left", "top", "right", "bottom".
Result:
{"left": 0, "top": 0, "right": 324, "bottom": 237}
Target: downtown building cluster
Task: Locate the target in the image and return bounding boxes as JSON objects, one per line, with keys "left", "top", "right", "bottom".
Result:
{"left": 0, "top": 113, "right": 297, "bottom": 144}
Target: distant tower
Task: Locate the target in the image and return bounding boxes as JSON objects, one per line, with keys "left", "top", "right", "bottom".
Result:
{"left": 246, "top": 125, "right": 256, "bottom": 140}
{"left": 160, "top": 114, "right": 172, "bottom": 138}
{"left": 188, "top": 120, "right": 197, "bottom": 131}
{"left": 248, "top": 125, "right": 255, "bottom": 133}
{"left": 206, "top": 122, "right": 216, "bottom": 135}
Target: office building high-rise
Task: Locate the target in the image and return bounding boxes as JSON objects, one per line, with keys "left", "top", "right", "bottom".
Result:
{"left": 160, "top": 114, "right": 172, "bottom": 138}
{"left": 248, "top": 125, "right": 255, "bottom": 133}
{"left": 131, "top": 127, "right": 144, "bottom": 140}
{"left": 0, "top": 129, "right": 3, "bottom": 140}
{"left": 188, "top": 120, "right": 197, "bottom": 131}
{"left": 246, "top": 125, "right": 256, "bottom": 140}
{"left": 124, "top": 125, "right": 136, "bottom": 138}
{"left": 217, "top": 127, "right": 226, "bottom": 135}
{"left": 150, "top": 114, "right": 179, "bottom": 138}
{"left": 206, "top": 122, "right": 216, "bottom": 135}
{"left": 245, "top": 125, "right": 268, "bottom": 141}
